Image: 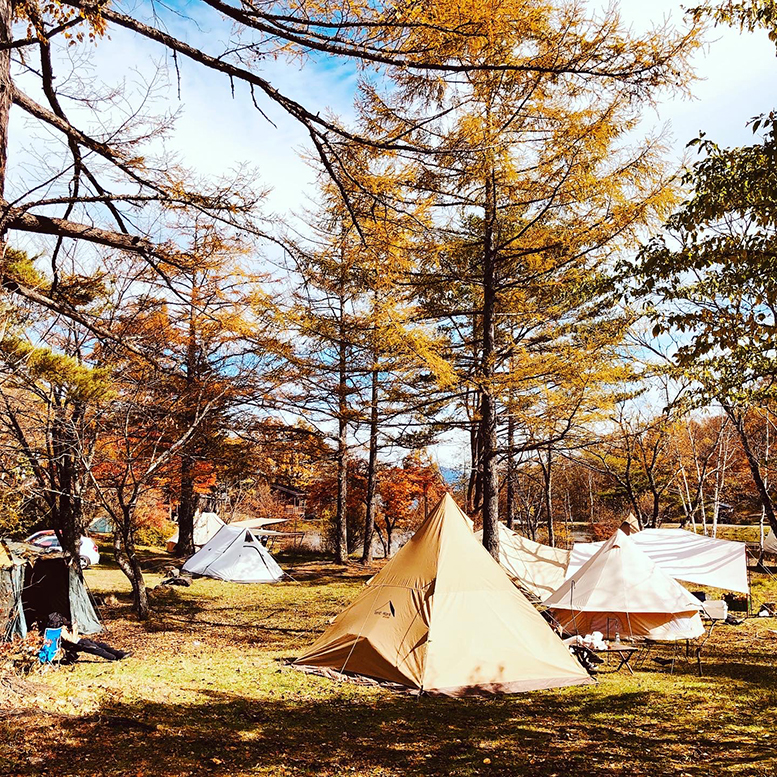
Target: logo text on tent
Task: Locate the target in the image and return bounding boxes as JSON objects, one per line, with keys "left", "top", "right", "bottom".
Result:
{"left": 374, "top": 600, "right": 396, "bottom": 619}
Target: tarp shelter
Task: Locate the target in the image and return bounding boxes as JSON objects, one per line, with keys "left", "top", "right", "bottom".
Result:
{"left": 295, "top": 493, "right": 592, "bottom": 696}
{"left": 545, "top": 530, "right": 704, "bottom": 641}
{"left": 1, "top": 540, "right": 102, "bottom": 641}
{"left": 764, "top": 529, "right": 777, "bottom": 555}
{"left": 475, "top": 523, "right": 570, "bottom": 600}
{"left": 229, "top": 517, "right": 288, "bottom": 529}
{"left": 166, "top": 511, "right": 225, "bottom": 553}
{"left": 568, "top": 528, "right": 749, "bottom": 594}
{"left": 182, "top": 525, "right": 284, "bottom": 583}
{"left": 88, "top": 515, "right": 113, "bottom": 535}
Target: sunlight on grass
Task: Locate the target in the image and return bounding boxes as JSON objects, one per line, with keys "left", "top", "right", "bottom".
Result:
{"left": 2, "top": 548, "right": 776, "bottom": 777}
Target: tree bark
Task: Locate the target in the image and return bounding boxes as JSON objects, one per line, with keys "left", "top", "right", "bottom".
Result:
{"left": 176, "top": 454, "right": 198, "bottom": 556}
{"left": 113, "top": 518, "right": 149, "bottom": 619}
{"left": 722, "top": 401, "right": 777, "bottom": 534}
{"left": 176, "top": 285, "right": 200, "bottom": 556}
{"left": 362, "top": 364, "right": 379, "bottom": 564}
{"left": 0, "top": 0, "right": 10, "bottom": 207}
{"left": 543, "top": 444, "right": 555, "bottom": 547}
{"left": 334, "top": 308, "right": 349, "bottom": 564}
{"left": 480, "top": 166, "right": 499, "bottom": 560}
{"left": 506, "top": 412, "right": 516, "bottom": 530}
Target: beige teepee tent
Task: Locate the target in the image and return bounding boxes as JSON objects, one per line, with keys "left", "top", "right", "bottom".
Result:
{"left": 476, "top": 523, "right": 570, "bottom": 600}
{"left": 545, "top": 529, "right": 704, "bottom": 641}
{"left": 295, "top": 493, "right": 592, "bottom": 696}
{"left": 166, "top": 511, "right": 225, "bottom": 553}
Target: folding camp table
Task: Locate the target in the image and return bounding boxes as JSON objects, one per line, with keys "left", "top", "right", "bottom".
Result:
{"left": 595, "top": 642, "right": 639, "bottom": 674}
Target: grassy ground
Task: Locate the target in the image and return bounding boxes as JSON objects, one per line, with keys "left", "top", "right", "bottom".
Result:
{"left": 2, "top": 548, "right": 777, "bottom": 777}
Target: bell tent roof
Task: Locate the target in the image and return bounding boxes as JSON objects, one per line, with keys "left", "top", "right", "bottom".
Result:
{"left": 545, "top": 529, "right": 704, "bottom": 641}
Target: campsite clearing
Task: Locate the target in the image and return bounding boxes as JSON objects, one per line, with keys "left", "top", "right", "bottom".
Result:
{"left": 1, "top": 548, "right": 776, "bottom": 777}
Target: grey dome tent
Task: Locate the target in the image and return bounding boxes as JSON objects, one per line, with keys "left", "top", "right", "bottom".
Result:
{"left": 1, "top": 540, "right": 102, "bottom": 641}
{"left": 182, "top": 525, "right": 284, "bottom": 583}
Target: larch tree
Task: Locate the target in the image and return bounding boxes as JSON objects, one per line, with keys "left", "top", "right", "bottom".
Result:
{"left": 348, "top": 0, "right": 697, "bottom": 556}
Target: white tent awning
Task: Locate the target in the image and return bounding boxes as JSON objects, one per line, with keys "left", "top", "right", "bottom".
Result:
{"left": 568, "top": 528, "right": 748, "bottom": 594}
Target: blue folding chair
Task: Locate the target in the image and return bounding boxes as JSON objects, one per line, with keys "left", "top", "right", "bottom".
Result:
{"left": 38, "top": 627, "right": 62, "bottom": 664}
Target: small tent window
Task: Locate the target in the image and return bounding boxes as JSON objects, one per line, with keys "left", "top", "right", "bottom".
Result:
{"left": 244, "top": 531, "right": 253, "bottom": 543}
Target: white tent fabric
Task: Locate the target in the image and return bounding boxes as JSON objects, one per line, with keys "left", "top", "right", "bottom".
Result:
{"left": 166, "top": 511, "right": 225, "bottom": 552}
{"left": 182, "top": 525, "right": 284, "bottom": 583}
{"left": 230, "top": 517, "right": 288, "bottom": 529}
{"left": 764, "top": 529, "right": 777, "bottom": 555}
{"left": 567, "top": 528, "right": 749, "bottom": 594}
{"left": 545, "top": 530, "right": 704, "bottom": 641}
{"left": 475, "top": 524, "right": 570, "bottom": 599}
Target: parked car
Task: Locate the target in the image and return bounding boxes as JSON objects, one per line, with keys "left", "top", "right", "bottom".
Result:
{"left": 25, "top": 530, "right": 100, "bottom": 569}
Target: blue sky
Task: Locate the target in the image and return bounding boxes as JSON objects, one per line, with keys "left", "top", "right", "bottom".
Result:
{"left": 6, "top": 0, "right": 776, "bottom": 467}
{"left": 158, "top": 0, "right": 775, "bottom": 242}
{"left": 9, "top": 0, "right": 774, "bottom": 232}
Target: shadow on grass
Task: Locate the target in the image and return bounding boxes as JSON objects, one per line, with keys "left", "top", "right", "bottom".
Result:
{"left": 6, "top": 680, "right": 777, "bottom": 777}
{"left": 3, "top": 684, "right": 753, "bottom": 777}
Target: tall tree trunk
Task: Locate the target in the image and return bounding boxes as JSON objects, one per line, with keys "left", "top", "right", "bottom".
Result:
{"left": 176, "top": 287, "right": 200, "bottom": 556}
{"left": 362, "top": 364, "right": 379, "bottom": 564}
{"left": 543, "top": 445, "right": 555, "bottom": 546}
{"left": 480, "top": 167, "right": 499, "bottom": 560}
{"left": 722, "top": 401, "right": 777, "bottom": 534}
{"left": 467, "top": 388, "right": 483, "bottom": 514}
{"left": 51, "top": 403, "right": 84, "bottom": 561}
{"left": 113, "top": 515, "right": 148, "bottom": 619}
{"left": 176, "top": 454, "right": 198, "bottom": 556}
{"left": 0, "top": 0, "right": 10, "bottom": 210}
{"left": 334, "top": 317, "right": 349, "bottom": 564}
{"left": 506, "top": 413, "right": 516, "bottom": 530}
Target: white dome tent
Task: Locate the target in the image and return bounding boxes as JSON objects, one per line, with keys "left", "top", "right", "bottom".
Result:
{"left": 545, "top": 529, "right": 704, "bottom": 641}
{"left": 183, "top": 525, "right": 285, "bottom": 583}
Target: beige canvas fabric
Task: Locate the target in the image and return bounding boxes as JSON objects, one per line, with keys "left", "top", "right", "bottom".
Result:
{"left": 166, "top": 511, "right": 225, "bottom": 552}
{"left": 765, "top": 529, "right": 777, "bottom": 555}
{"left": 295, "top": 493, "right": 593, "bottom": 695}
{"left": 475, "top": 524, "right": 570, "bottom": 599}
{"left": 620, "top": 513, "right": 641, "bottom": 535}
{"left": 545, "top": 529, "right": 704, "bottom": 641}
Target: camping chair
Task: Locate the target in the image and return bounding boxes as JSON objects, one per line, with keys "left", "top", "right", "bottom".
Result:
{"left": 38, "top": 626, "right": 62, "bottom": 665}
{"left": 636, "top": 617, "right": 720, "bottom": 677}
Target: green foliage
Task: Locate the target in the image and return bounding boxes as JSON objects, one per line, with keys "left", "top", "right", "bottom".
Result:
{"left": 134, "top": 519, "right": 176, "bottom": 548}
{"left": 0, "top": 335, "right": 113, "bottom": 403}
{"left": 687, "top": 0, "right": 777, "bottom": 49}
{"left": 2, "top": 248, "right": 48, "bottom": 289}
{"left": 631, "top": 117, "right": 777, "bottom": 404}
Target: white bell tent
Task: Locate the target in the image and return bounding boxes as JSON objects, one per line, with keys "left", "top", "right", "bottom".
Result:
{"left": 545, "top": 529, "right": 704, "bottom": 641}
{"left": 166, "top": 511, "right": 225, "bottom": 553}
{"left": 567, "top": 528, "right": 749, "bottom": 594}
{"left": 182, "top": 525, "right": 284, "bottom": 583}
{"left": 764, "top": 528, "right": 777, "bottom": 555}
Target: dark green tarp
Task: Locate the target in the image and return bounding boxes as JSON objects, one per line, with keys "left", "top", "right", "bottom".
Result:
{"left": 1, "top": 540, "right": 102, "bottom": 640}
